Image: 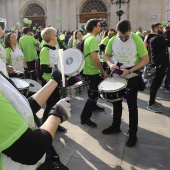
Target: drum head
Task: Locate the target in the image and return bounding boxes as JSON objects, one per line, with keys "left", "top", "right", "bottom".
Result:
{"left": 24, "top": 79, "right": 42, "bottom": 93}
{"left": 57, "top": 48, "right": 84, "bottom": 76}
{"left": 98, "top": 77, "right": 127, "bottom": 91}
{"left": 11, "top": 78, "right": 30, "bottom": 90}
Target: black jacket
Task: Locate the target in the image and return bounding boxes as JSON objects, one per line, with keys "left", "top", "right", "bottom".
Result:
{"left": 149, "top": 35, "right": 170, "bottom": 67}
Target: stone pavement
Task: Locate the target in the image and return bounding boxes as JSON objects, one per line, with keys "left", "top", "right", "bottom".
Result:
{"left": 37, "top": 81, "right": 170, "bottom": 170}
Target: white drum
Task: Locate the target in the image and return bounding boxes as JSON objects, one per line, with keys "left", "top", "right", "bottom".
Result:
{"left": 11, "top": 78, "right": 30, "bottom": 96}
{"left": 57, "top": 48, "right": 85, "bottom": 76}
{"left": 98, "top": 77, "right": 127, "bottom": 102}
{"left": 24, "top": 79, "right": 42, "bottom": 94}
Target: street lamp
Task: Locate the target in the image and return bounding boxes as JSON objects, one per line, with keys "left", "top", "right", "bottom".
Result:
{"left": 110, "top": 0, "right": 130, "bottom": 21}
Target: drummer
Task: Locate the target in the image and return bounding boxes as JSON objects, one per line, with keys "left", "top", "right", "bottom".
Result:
{"left": 4, "top": 32, "right": 27, "bottom": 78}
{"left": 103, "top": 20, "right": 149, "bottom": 147}
{"left": 40, "top": 26, "right": 66, "bottom": 132}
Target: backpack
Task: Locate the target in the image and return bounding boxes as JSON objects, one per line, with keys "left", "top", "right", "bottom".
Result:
{"left": 76, "top": 35, "right": 91, "bottom": 58}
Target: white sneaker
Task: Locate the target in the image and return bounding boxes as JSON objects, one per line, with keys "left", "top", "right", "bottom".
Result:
{"left": 147, "top": 101, "right": 162, "bottom": 107}
{"left": 146, "top": 104, "right": 162, "bottom": 113}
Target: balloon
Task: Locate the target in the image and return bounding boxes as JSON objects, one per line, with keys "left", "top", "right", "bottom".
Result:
{"left": 33, "top": 26, "right": 36, "bottom": 30}
{"left": 161, "top": 21, "right": 166, "bottom": 26}
{"left": 28, "top": 20, "right": 32, "bottom": 25}
{"left": 16, "top": 22, "right": 21, "bottom": 27}
{"left": 56, "top": 17, "right": 61, "bottom": 22}
{"left": 23, "top": 18, "right": 29, "bottom": 24}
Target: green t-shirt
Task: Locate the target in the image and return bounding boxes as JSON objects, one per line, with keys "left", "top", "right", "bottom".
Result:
{"left": 19, "top": 35, "right": 38, "bottom": 62}
{"left": 105, "top": 32, "right": 148, "bottom": 67}
{"left": 0, "top": 92, "right": 28, "bottom": 153}
{"left": 99, "top": 36, "right": 110, "bottom": 62}
{"left": 40, "top": 40, "right": 46, "bottom": 48}
{"left": 83, "top": 33, "right": 100, "bottom": 75}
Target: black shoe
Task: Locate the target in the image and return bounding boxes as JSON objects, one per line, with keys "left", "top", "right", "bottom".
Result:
{"left": 57, "top": 125, "right": 66, "bottom": 132}
{"left": 94, "top": 105, "right": 105, "bottom": 111}
{"left": 81, "top": 119, "right": 97, "bottom": 127}
{"left": 102, "top": 126, "right": 121, "bottom": 135}
{"left": 126, "top": 135, "right": 138, "bottom": 147}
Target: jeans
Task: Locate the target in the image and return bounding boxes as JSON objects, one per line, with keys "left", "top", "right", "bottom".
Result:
{"left": 149, "top": 66, "right": 167, "bottom": 105}
{"left": 163, "top": 66, "right": 170, "bottom": 88}
{"left": 111, "top": 76, "right": 139, "bottom": 135}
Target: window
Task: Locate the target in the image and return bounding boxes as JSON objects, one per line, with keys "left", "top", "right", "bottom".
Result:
{"left": 26, "top": 4, "right": 45, "bottom": 16}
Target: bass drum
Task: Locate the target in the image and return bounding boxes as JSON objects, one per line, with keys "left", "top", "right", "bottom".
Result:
{"left": 57, "top": 48, "right": 85, "bottom": 76}
{"left": 98, "top": 76, "right": 127, "bottom": 102}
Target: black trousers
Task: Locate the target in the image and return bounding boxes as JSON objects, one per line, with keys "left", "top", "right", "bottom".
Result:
{"left": 111, "top": 76, "right": 139, "bottom": 135}
{"left": 42, "top": 79, "right": 60, "bottom": 123}
{"left": 25, "top": 60, "right": 37, "bottom": 81}
{"left": 81, "top": 74, "right": 103, "bottom": 120}
{"left": 149, "top": 66, "right": 167, "bottom": 106}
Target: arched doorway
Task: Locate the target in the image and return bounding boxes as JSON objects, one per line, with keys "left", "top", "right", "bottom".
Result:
{"left": 80, "top": 0, "right": 107, "bottom": 23}
{"left": 24, "top": 3, "right": 46, "bottom": 28}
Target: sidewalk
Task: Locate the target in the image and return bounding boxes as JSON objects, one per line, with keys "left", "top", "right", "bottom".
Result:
{"left": 37, "top": 81, "right": 170, "bottom": 170}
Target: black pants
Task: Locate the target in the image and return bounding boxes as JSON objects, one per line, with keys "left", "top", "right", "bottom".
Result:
{"left": 25, "top": 60, "right": 37, "bottom": 81}
{"left": 149, "top": 66, "right": 167, "bottom": 105}
{"left": 81, "top": 74, "right": 103, "bottom": 120}
{"left": 111, "top": 76, "right": 139, "bottom": 135}
{"left": 42, "top": 79, "right": 60, "bottom": 123}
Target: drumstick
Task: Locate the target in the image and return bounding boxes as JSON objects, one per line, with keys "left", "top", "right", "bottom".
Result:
{"left": 58, "top": 49, "right": 66, "bottom": 98}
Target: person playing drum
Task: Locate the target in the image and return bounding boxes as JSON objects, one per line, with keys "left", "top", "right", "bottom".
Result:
{"left": 0, "top": 25, "right": 71, "bottom": 170}
{"left": 80, "top": 19, "right": 108, "bottom": 128}
{"left": 103, "top": 20, "right": 149, "bottom": 147}
{"left": 40, "top": 26, "right": 66, "bottom": 132}
{"left": 4, "top": 32, "right": 27, "bottom": 78}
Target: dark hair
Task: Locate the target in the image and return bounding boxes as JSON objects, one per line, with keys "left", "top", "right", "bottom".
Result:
{"left": 4, "top": 32, "right": 14, "bottom": 51}
{"left": 22, "top": 27, "right": 30, "bottom": 34}
{"left": 151, "top": 23, "right": 161, "bottom": 31}
{"left": 163, "top": 29, "right": 170, "bottom": 40}
{"left": 86, "top": 19, "right": 101, "bottom": 32}
{"left": 116, "top": 20, "right": 131, "bottom": 34}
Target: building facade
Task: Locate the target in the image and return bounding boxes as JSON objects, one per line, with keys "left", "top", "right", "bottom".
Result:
{"left": 0, "top": 0, "right": 167, "bottom": 32}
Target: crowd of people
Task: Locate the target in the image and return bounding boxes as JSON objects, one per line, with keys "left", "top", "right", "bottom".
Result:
{"left": 0, "top": 17, "right": 170, "bottom": 169}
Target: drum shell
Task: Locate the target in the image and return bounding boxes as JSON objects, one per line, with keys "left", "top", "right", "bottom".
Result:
{"left": 59, "top": 81, "right": 84, "bottom": 97}
{"left": 99, "top": 88, "right": 126, "bottom": 102}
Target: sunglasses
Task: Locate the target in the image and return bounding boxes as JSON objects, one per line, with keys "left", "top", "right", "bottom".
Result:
{"left": 119, "top": 35, "right": 130, "bottom": 42}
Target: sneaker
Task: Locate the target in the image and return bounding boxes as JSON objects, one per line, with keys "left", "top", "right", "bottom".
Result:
{"left": 56, "top": 125, "right": 66, "bottom": 132}
{"left": 162, "top": 87, "right": 170, "bottom": 92}
{"left": 126, "top": 135, "right": 138, "bottom": 147}
{"left": 93, "top": 105, "right": 105, "bottom": 112}
{"left": 102, "top": 126, "right": 121, "bottom": 135}
{"left": 81, "top": 119, "right": 97, "bottom": 127}
{"left": 146, "top": 104, "right": 162, "bottom": 113}
{"left": 147, "top": 101, "right": 162, "bottom": 107}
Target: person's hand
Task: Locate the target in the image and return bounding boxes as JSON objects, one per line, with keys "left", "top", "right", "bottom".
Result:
{"left": 109, "top": 63, "right": 119, "bottom": 73}
{"left": 7, "top": 65, "right": 14, "bottom": 73}
{"left": 103, "top": 72, "right": 108, "bottom": 79}
{"left": 120, "top": 69, "right": 130, "bottom": 77}
{"left": 48, "top": 97, "right": 71, "bottom": 123}
{"left": 51, "top": 65, "right": 62, "bottom": 84}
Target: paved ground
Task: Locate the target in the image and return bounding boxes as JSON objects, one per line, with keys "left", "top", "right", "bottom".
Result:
{"left": 37, "top": 81, "right": 170, "bottom": 170}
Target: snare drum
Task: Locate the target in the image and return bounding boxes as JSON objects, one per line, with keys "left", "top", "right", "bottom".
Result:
{"left": 98, "top": 77, "right": 127, "bottom": 102}
{"left": 57, "top": 48, "right": 85, "bottom": 76}
{"left": 59, "top": 81, "right": 84, "bottom": 97}
{"left": 11, "top": 78, "right": 30, "bottom": 96}
{"left": 24, "top": 79, "right": 42, "bottom": 94}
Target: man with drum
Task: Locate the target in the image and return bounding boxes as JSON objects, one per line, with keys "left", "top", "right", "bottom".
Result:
{"left": 80, "top": 19, "right": 108, "bottom": 128}
{"left": 103, "top": 20, "right": 149, "bottom": 147}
